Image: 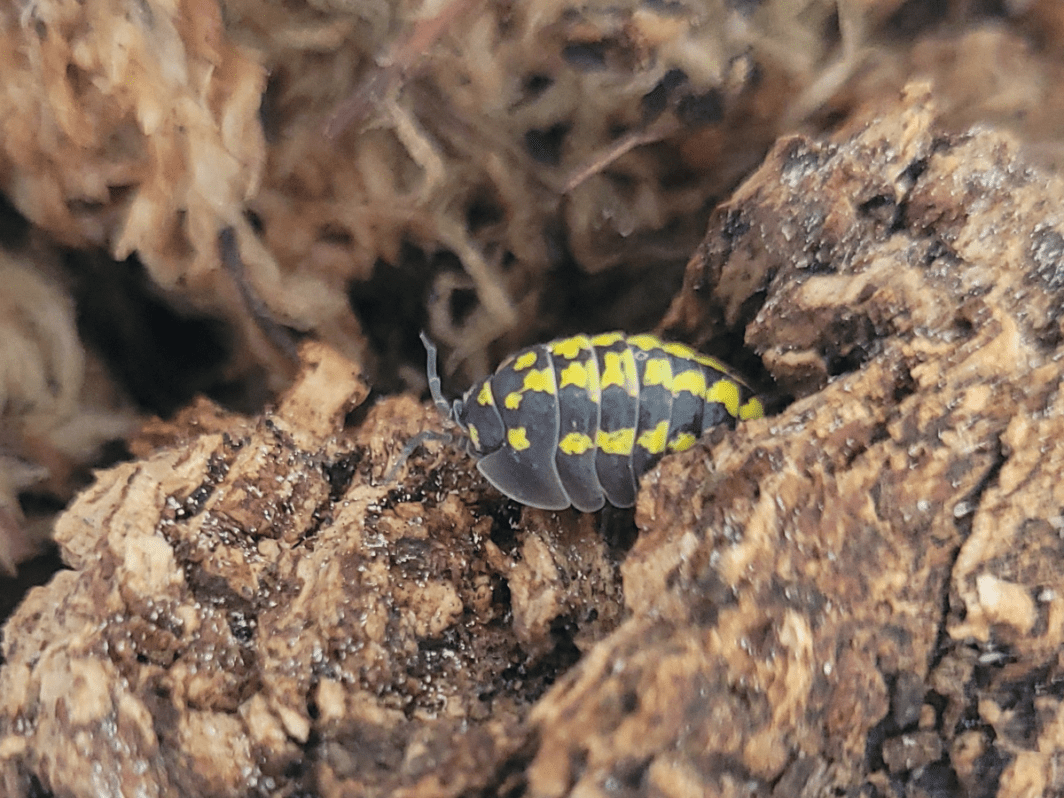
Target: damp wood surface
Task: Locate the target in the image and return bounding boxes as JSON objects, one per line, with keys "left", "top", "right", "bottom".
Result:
{"left": 5, "top": 86, "right": 1064, "bottom": 797}
{"left": 6, "top": 0, "right": 1064, "bottom": 576}
{"left": 0, "top": 341, "right": 627, "bottom": 797}
{"left": 8, "top": 0, "right": 1064, "bottom": 795}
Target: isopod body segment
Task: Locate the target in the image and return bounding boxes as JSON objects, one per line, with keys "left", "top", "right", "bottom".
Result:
{"left": 424, "top": 332, "right": 763, "bottom": 512}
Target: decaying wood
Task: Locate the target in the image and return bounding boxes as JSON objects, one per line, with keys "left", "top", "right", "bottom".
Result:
{"left": 0, "top": 340, "right": 624, "bottom": 797}
{"left": 6, "top": 87, "right": 1064, "bottom": 797}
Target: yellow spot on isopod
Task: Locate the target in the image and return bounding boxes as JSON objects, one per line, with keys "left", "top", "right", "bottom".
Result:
{"left": 668, "top": 432, "right": 697, "bottom": 452}
{"left": 740, "top": 397, "right": 764, "bottom": 421}
{"left": 551, "top": 336, "right": 588, "bottom": 360}
{"left": 468, "top": 424, "right": 481, "bottom": 449}
{"left": 672, "top": 370, "right": 706, "bottom": 396}
{"left": 597, "top": 427, "right": 635, "bottom": 455}
{"left": 600, "top": 350, "right": 637, "bottom": 395}
{"left": 642, "top": 358, "right": 672, "bottom": 388}
{"left": 591, "top": 332, "right": 623, "bottom": 347}
{"left": 514, "top": 351, "right": 537, "bottom": 370}
{"left": 706, "top": 379, "right": 740, "bottom": 417}
{"left": 558, "top": 432, "right": 593, "bottom": 455}
{"left": 560, "top": 361, "right": 589, "bottom": 389}
{"left": 662, "top": 342, "right": 696, "bottom": 360}
{"left": 477, "top": 381, "right": 493, "bottom": 406}
{"left": 505, "top": 392, "right": 522, "bottom": 410}
{"left": 627, "top": 334, "right": 661, "bottom": 350}
{"left": 636, "top": 420, "right": 669, "bottom": 454}
{"left": 600, "top": 353, "right": 624, "bottom": 388}
{"left": 508, "top": 427, "right": 531, "bottom": 451}
{"left": 523, "top": 368, "right": 555, "bottom": 394}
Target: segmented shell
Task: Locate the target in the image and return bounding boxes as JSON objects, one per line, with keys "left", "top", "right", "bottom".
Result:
{"left": 428, "top": 332, "right": 763, "bottom": 511}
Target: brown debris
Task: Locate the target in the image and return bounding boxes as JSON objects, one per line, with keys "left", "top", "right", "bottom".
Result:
{"left": 0, "top": 0, "right": 889, "bottom": 387}
{"left": 0, "top": 248, "right": 134, "bottom": 573}
{"left": 10, "top": 2, "right": 1064, "bottom": 796}
{"left": 0, "top": 341, "right": 624, "bottom": 797}
{"left": 543, "top": 85, "right": 1064, "bottom": 796}
{"left": 11, "top": 85, "right": 1064, "bottom": 797}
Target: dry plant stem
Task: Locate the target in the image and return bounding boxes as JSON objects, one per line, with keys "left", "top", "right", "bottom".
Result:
{"left": 561, "top": 118, "right": 679, "bottom": 194}
{"left": 218, "top": 227, "right": 300, "bottom": 364}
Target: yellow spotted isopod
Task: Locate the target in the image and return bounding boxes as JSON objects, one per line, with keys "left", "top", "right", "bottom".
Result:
{"left": 423, "top": 332, "right": 763, "bottom": 511}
